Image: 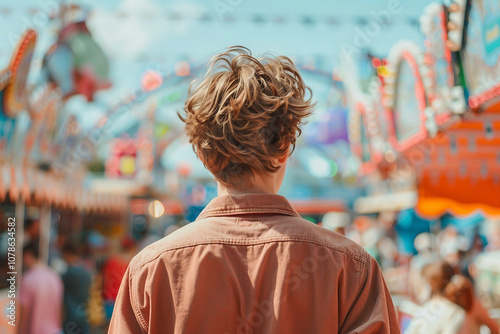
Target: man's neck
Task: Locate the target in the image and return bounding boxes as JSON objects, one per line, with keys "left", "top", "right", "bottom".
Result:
{"left": 217, "top": 179, "right": 278, "bottom": 196}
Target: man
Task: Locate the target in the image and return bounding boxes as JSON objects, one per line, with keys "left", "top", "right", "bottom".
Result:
{"left": 110, "top": 47, "right": 399, "bottom": 333}
{"left": 61, "top": 243, "right": 92, "bottom": 334}
{"left": 19, "top": 242, "right": 63, "bottom": 334}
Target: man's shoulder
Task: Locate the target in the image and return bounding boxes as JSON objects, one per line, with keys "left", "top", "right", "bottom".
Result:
{"left": 130, "top": 221, "right": 212, "bottom": 271}
{"left": 130, "top": 216, "right": 368, "bottom": 272}
{"left": 276, "top": 216, "right": 369, "bottom": 263}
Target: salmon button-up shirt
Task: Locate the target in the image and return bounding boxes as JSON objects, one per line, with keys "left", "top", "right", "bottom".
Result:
{"left": 109, "top": 194, "right": 400, "bottom": 334}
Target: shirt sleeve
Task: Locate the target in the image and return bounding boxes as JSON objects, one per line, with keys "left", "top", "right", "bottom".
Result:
{"left": 340, "top": 255, "right": 401, "bottom": 334}
{"left": 108, "top": 265, "right": 146, "bottom": 334}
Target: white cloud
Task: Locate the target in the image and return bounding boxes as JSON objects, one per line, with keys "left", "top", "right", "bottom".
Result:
{"left": 86, "top": 0, "right": 163, "bottom": 61}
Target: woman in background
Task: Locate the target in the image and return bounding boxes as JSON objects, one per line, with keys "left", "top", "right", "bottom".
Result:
{"left": 405, "top": 261, "right": 465, "bottom": 334}
{"left": 444, "top": 275, "right": 499, "bottom": 334}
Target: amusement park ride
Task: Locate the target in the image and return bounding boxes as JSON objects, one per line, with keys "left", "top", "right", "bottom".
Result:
{"left": 0, "top": 32, "right": 123, "bottom": 207}
{"left": 345, "top": 0, "right": 500, "bottom": 218}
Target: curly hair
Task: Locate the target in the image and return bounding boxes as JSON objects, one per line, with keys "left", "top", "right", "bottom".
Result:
{"left": 180, "top": 46, "right": 314, "bottom": 187}
{"left": 422, "top": 261, "right": 455, "bottom": 295}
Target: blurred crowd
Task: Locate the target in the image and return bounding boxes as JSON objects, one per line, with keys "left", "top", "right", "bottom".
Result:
{"left": 17, "top": 212, "right": 500, "bottom": 333}
{"left": 18, "top": 217, "right": 181, "bottom": 334}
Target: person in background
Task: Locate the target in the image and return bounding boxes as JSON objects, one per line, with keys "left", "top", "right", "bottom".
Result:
{"left": 409, "top": 233, "right": 437, "bottom": 303}
{"left": 406, "top": 261, "right": 465, "bottom": 334}
{"left": 61, "top": 242, "right": 92, "bottom": 334}
{"left": 376, "top": 211, "right": 399, "bottom": 270}
{"left": 444, "top": 275, "right": 499, "bottom": 334}
{"left": 102, "top": 237, "right": 136, "bottom": 322}
{"left": 459, "top": 233, "right": 485, "bottom": 282}
{"left": 19, "top": 242, "right": 63, "bottom": 334}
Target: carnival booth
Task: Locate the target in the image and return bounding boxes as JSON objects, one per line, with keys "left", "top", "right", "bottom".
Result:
{"left": 347, "top": 0, "right": 472, "bottom": 214}
{"left": 342, "top": 44, "right": 420, "bottom": 214}
{"left": 0, "top": 25, "right": 124, "bottom": 333}
{"left": 358, "top": 0, "right": 500, "bottom": 219}
{"left": 343, "top": 0, "right": 500, "bottom": 323}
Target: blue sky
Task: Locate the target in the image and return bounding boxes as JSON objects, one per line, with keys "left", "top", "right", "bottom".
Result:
{"left": 1, "top": 0, "right": 435, "bottom": 75}
{"left": 0, "top": 0, "right": 436, "bottom": 183}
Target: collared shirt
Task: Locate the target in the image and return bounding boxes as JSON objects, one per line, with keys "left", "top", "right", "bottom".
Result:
{"left": 109, "top": 194, "right": 400, "bottom": 334}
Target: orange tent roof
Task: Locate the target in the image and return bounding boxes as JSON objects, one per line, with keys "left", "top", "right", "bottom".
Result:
{"left": 415, "top": 105, "right": 500, "bottom": 218}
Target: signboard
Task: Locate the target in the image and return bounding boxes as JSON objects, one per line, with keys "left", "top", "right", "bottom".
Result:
{"left": 342, "top": 55, "right": 387, "bottom": 174}
{"left": 106, "top": 137, "right": 138, "bottom": 178}
{"left": 421, "top": 3, "right": 466, "bottom": 124}
{"left": 461, "top": 0, "right": 500, "bottom": 108}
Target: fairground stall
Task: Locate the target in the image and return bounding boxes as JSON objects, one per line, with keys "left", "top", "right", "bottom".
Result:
{"left": 0, "top": 24, "right": 127, "bottom": 333}
{"left": 343, "top": 0, "right": 500, "bottom": 327}
{"left": 414, "top": 0, "right": 500, "bottom": 313}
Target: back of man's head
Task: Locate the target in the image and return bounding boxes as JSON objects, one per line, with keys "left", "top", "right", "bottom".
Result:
{"left": 180, "top": 46, "right": 314, "bottom": 187}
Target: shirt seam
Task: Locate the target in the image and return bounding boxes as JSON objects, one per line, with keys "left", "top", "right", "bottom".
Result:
{"left": 131, "top": 236, "right": 365, "bottom": 274}
{"left": 130, "top": 264, "right": 149, "bottom": 333}
{"left": 348, "top": 251, "right": 369, "bottom": 312}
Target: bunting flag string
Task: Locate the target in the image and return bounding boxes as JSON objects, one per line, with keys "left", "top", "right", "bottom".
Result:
{"left": 0, "top": 6, "right": 422, "bottom": 27}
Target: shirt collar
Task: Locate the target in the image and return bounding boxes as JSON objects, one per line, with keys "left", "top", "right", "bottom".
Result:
{"left": 197, "top": 194, "right": 300, "bottom": 220}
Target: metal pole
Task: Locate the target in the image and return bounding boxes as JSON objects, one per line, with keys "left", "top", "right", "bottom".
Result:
{"left": 39, "top": 204, "right": 51, "bottom": 264}
{"left": 14, "top": 199, "right": 25, "bottom": 293}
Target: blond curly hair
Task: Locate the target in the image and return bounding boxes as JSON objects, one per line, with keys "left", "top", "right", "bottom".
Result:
{"left": 180, "top": 46, "right": 314, "bottom": 187}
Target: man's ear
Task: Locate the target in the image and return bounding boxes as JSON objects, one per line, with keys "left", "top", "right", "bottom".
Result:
{"left": 278, "top": 147, "right": 290, "bottom": 164}
{"left": 278, "top": 154, "right": 288, "bottom": 164}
